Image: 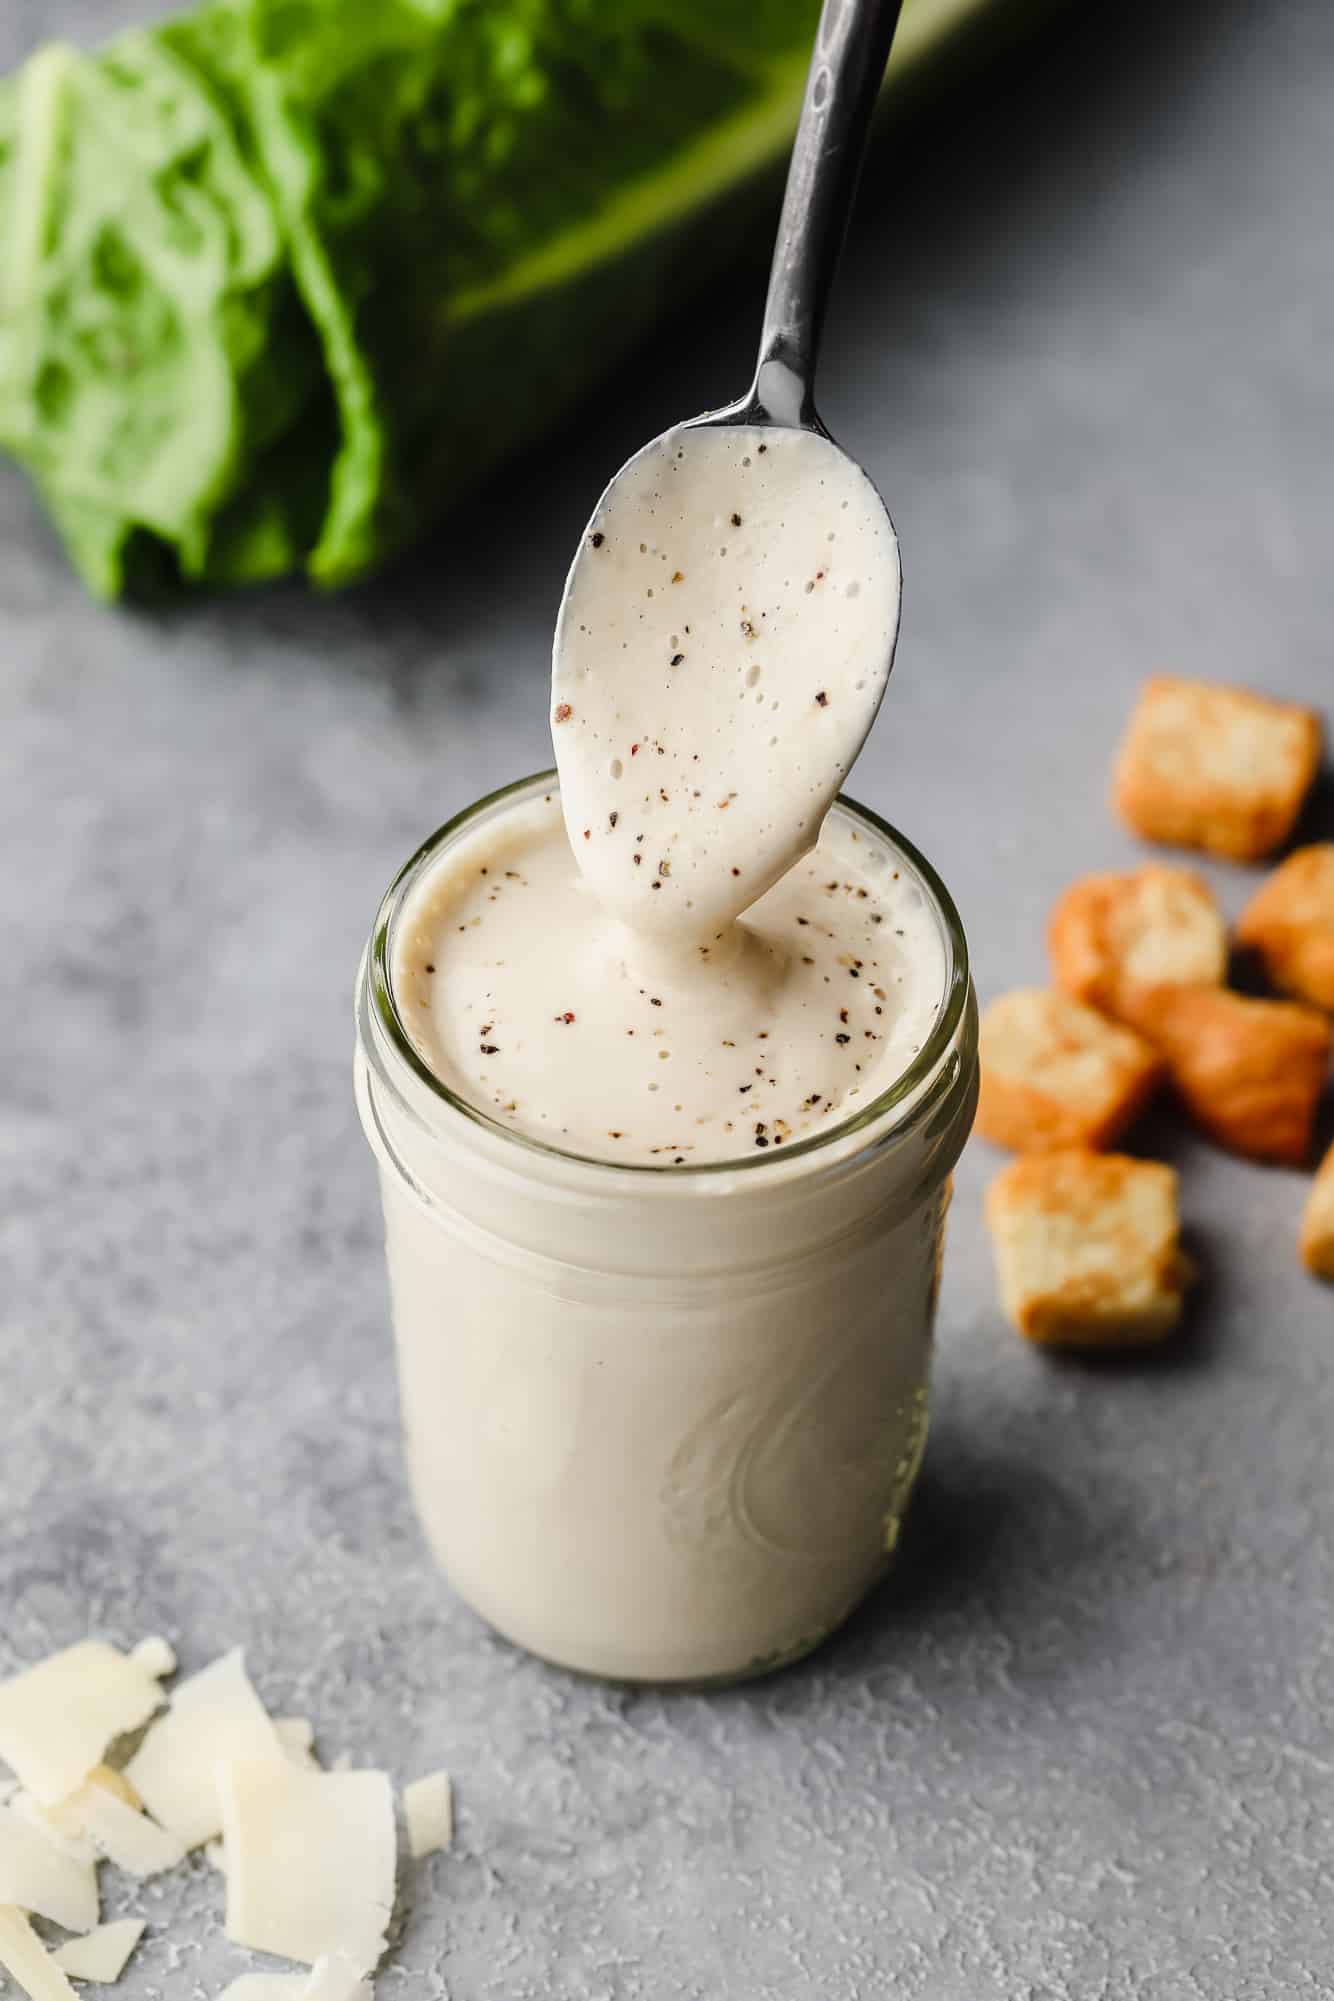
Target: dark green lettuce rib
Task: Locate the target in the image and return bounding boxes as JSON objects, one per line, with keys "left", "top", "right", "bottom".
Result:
{"left": 0, "top": 0, "right": 996, "bottom": 597}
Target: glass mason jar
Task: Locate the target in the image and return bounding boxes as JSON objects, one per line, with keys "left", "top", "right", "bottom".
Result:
{"left": 355, "top": 772, "right": 977, "bottom": 1685}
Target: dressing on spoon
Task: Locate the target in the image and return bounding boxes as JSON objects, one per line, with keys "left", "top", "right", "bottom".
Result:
{"left": 552, "top": 422, "right": 900, "bottom": 948}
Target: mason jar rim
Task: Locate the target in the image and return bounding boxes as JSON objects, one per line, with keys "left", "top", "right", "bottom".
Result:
{"left": 364, "top": 770, "right": 970, "bottom": 1181}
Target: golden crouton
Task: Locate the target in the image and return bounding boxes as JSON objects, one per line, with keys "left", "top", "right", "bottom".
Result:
{"left": 977, "top": 989, "right": 1162, "bottom": 1153}
{"left": 1118, "top": 984, "right": 1330, "bottom": 1165}
{"left": 1048, "top": 865, "right": 1226, "bottom": 1014}
{"left": 1300, "top": 1142, "right": 1334, "bottom": 1278}
{"left": 1113, "top": 675, "right": 1321, "bottom": 861}
{"left": 1235, "top": 844, "right": 1334, "bottom": 1012}
{"left": 985, "top": 1152, "right": 1192, "bottom": 1346}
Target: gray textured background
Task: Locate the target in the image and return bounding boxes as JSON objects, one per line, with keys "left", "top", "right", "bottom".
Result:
{"left": 3, "top": 1, "right": 1333, "bottom": 1996}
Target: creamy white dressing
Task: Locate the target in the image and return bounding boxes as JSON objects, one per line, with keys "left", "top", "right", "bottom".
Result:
{"left": 393, "top": 423, "right": 935, "bottom": 1168}
{"left": 394, "top": 790, "right": 942, "bottom": 1163}
{"left": 552, "top": 424, "right": 901, "bottom": 940}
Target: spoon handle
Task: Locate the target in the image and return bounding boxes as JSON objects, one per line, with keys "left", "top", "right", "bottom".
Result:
{"left": 753, "top": 0, "right": 905, "bottom": 426}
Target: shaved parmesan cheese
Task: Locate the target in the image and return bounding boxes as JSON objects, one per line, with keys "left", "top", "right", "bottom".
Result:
{"left": 125, "top": 1651, "right": 281, "bottom": 1851}
{"left": 301, "top": 1955, "right": 372, "bottom": 2001}
{"left": 216, "top": 1955, "right": 370, "bottom": 2001}
{"left": 81, "top": 1770, "right": 140, "bottom": 1815}
{"left": 0, "top": 1806, "right": 98, "bottom": 1932}
{"left": 216, "top": 1978, "right": 305, "bottom": 2001}
{"left": 0, "top": 1905, "right": 80, "bottom": 2001}
{"left": 402, "top": 1773, "right": 452, "bottom": 1860}
{"left": 61, "top": 1786, "right": 184, "bottom": 1878}
{"left": 273, "top": 1720, "right": 318, "bottom": 1770}
{"left": 127, "top": 1640, "right": 175, "bottom": 1682}
{"left": 218, "top": 1759, "right": 395, "bottom": 1974}
{"left": 0, "top": 1646, "right": 162, "bottom": 1808}
{"left": 9, "top": 1795, "right": 97, "bottom": 1870}
{"left": 52, "top": 1920, "right": 145, "bottom": 1984}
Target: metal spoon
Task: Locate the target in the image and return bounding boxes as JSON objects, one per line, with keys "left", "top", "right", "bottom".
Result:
{"left": 553, "top": 0, "right": 906, "bottom": 931}
{"left": 738, "top": 0, "right": 906, "bottom": 435}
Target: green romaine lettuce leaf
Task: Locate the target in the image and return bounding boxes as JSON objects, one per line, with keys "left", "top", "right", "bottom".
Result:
{"left": 0, "top": 0, "right": 1002, "bottom": 597}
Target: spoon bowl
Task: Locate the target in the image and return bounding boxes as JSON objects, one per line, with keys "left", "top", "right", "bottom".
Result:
{"left": 552, "top": 0, "right": 906, "bottom": 942}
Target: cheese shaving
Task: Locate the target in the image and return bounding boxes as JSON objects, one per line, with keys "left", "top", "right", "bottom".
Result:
{"left": 402, "top": 1773, "right": 452, "bottom": 1860}
{"left": 218, "top": 1759, "right": 395, "bottom": 1974}
{"left": 125, "top": 1651, "right": 281, "bottom": 1850}
{"left": 127, "top": 1640, "right": 176, "bottom": 1682}
{"left": 0, "top": 1805, "right": 98, "bottom": 1932}
{"left": 60, "top": 1785, "right": 185, "bottom": 1878}
{"left": 216, "top": 1978, "right": 305, "bottom": 2001}
{"left": 273, "top": 1719, "right": 318, "bottom": 1771}
{"left": 80, "top": 1770, "right": 140, "bottom": 1815}
{"left": 0, "top": 1646, "right": 162, "bottom": 1808}
{"left": 301, "top": 1954, "right": 373, "bottom": 2001}
{"left": 52, "top": 1919, "right": 146, "bottom": 1984}
{"left": 9, "top": 1795, "right": 96, "bottom": 1870}
{"left": 0, "top": 1905, "right": 80, "bottom": 2001}
{"left": 216, "top": 1956, "right": 369, "bottom": 2001}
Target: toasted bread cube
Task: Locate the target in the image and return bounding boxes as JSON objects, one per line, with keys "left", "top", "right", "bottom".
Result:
{"left": 1113, "top": 675, "right": 1321, "bottom": 861}
{"left": 985, "top": 1152, "right": 1191, "bottom": 1346}
{"left": 977, "top": 989, "right": 1162, "bottom": 1153}
{"left": 1300, "top": 1143, "right": 1334, "bottom": 1278}
{"left": 1118, "top": 984, "right": 1330, "bottom": 1165}
{"left": 1235, "top": 844, "right": 1334, "bottom": 1012}
{"left": 1048, "top": 865, "right": 1226, "bottom": 1013}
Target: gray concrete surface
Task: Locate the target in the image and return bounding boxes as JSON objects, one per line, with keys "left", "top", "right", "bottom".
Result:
{"left": 3, "top": 1, "right": 1333, "bottom": 1995}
